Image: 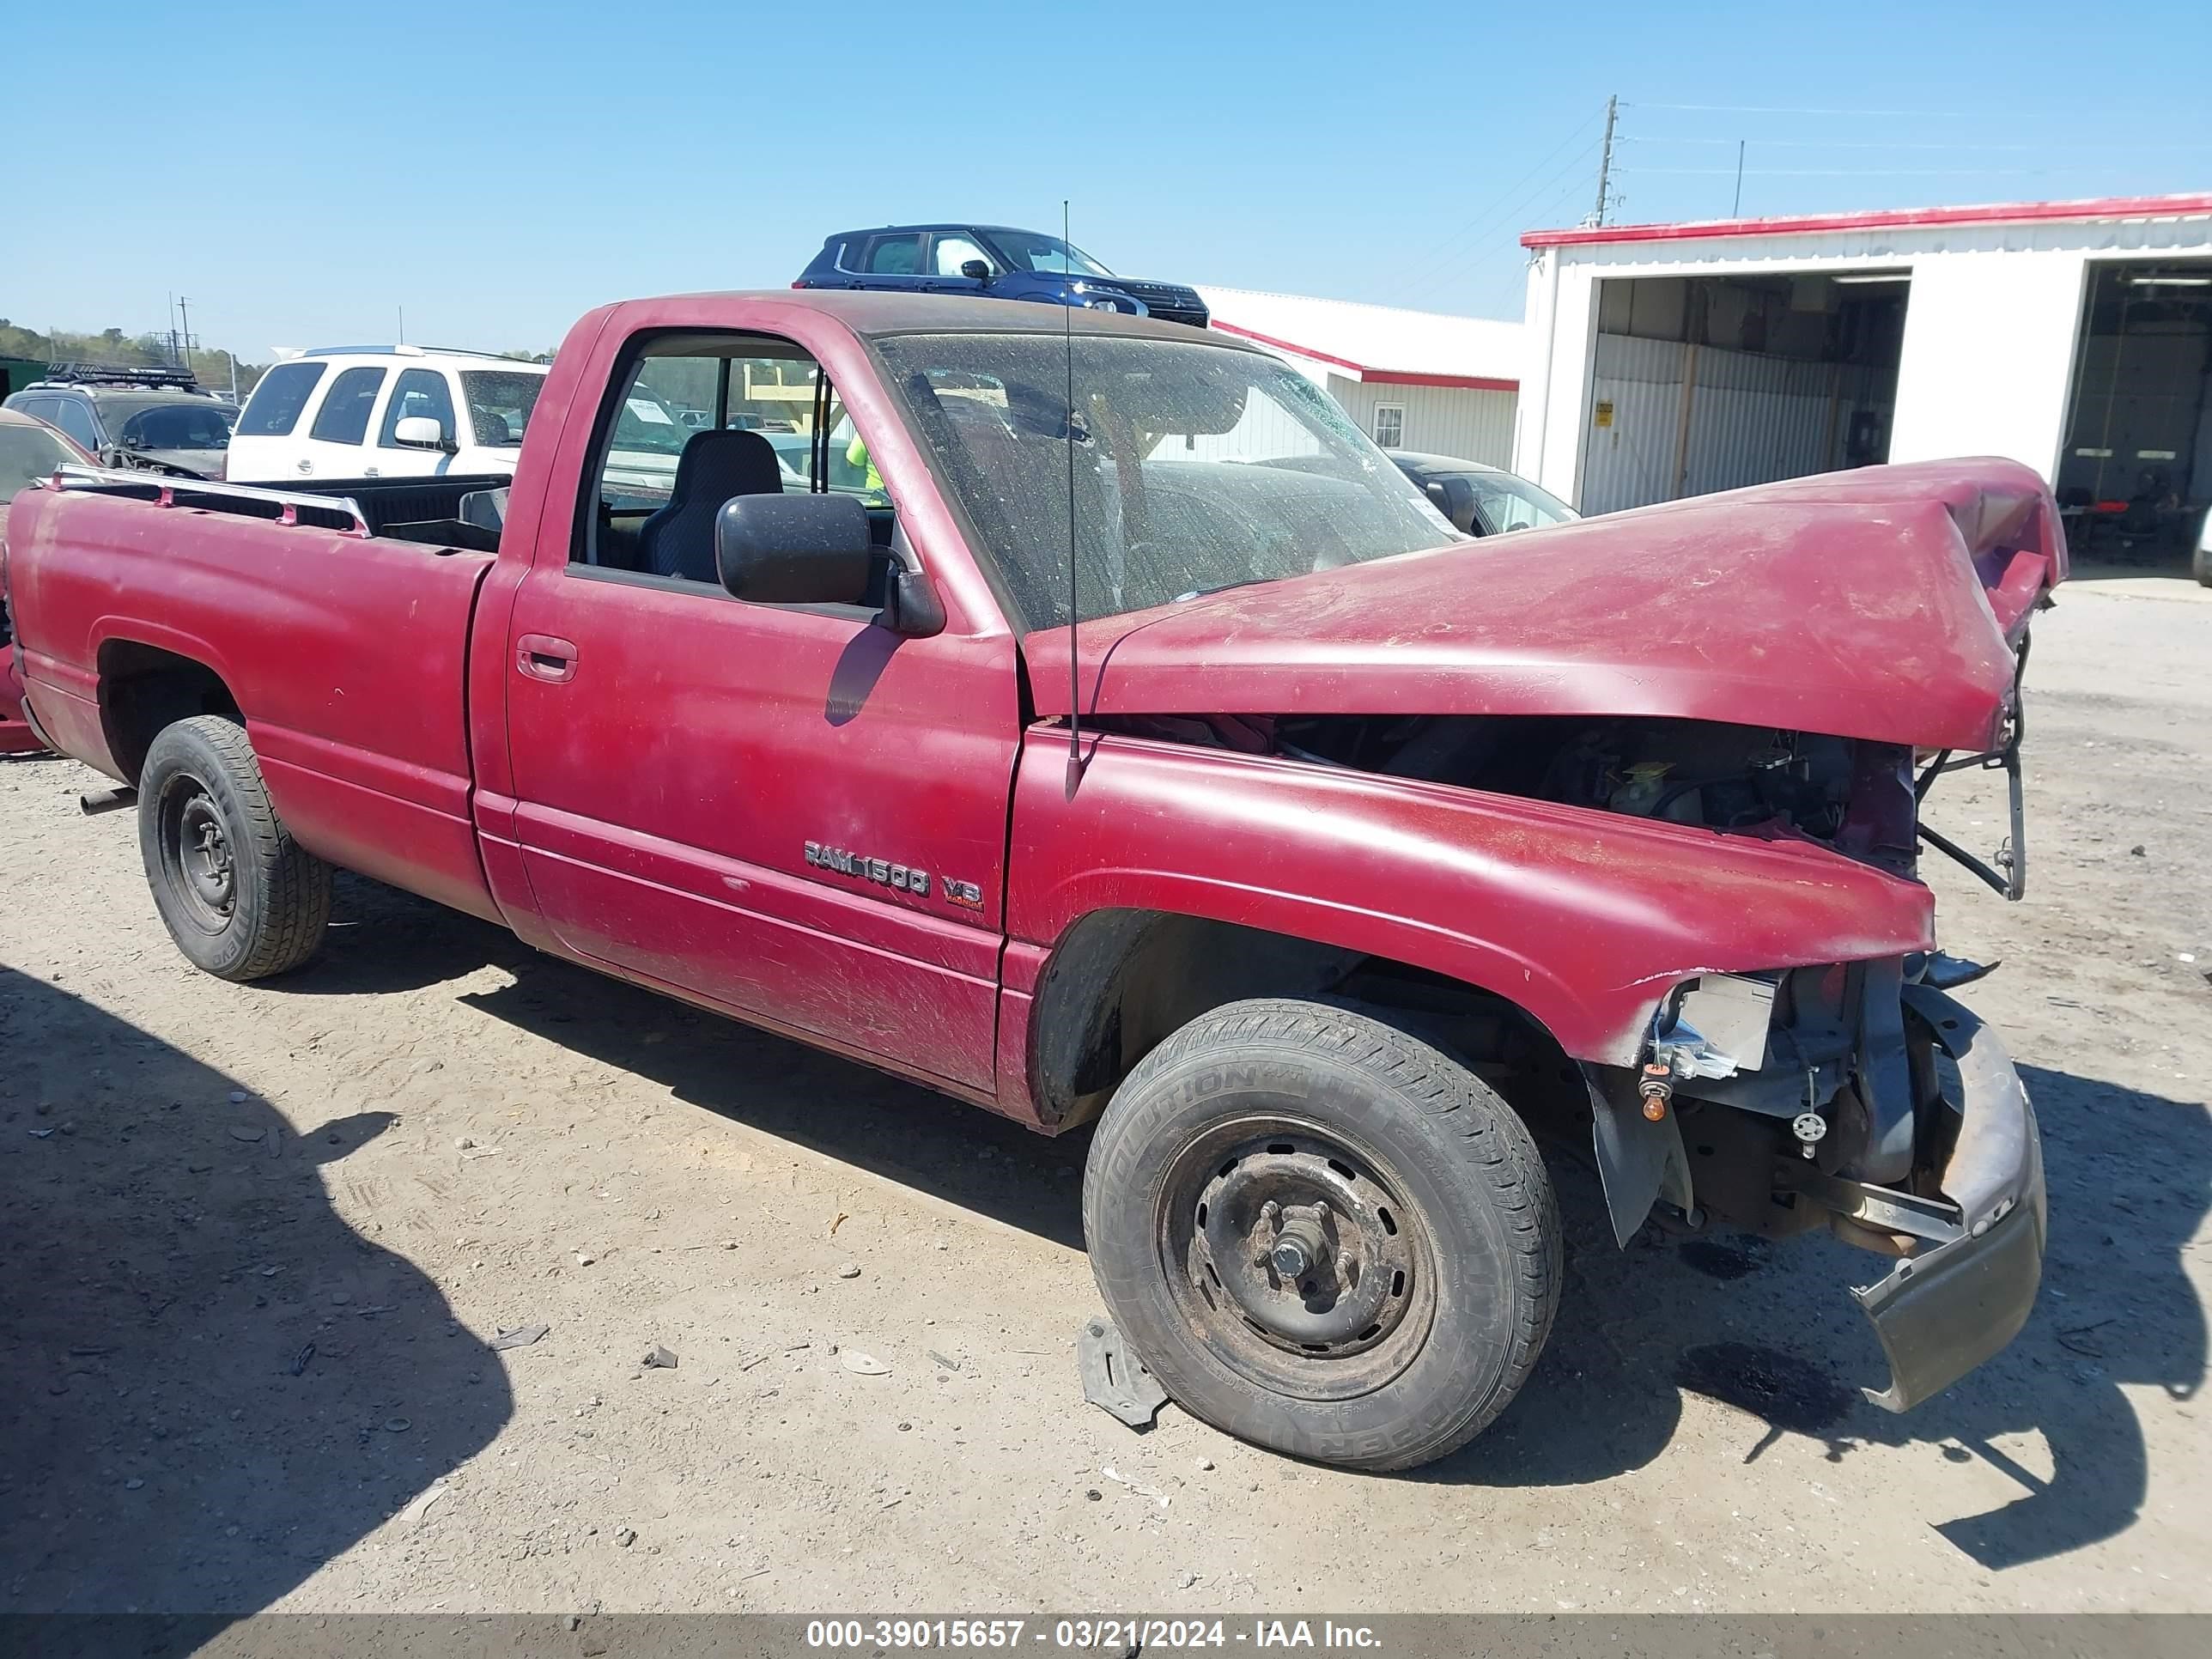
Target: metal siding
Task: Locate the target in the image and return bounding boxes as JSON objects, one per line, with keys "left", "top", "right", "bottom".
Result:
{"left": 1580, "top": 332, "right": 1892, "bottom": 513}
{"left": 1683, "top": 346, "right": 1844, "bottom": 499}
{"left": 1581, "top": 332, "right": 1691, "bottom": 514}
{"left": 1334, "top": 381, "right": 1515, "bottom": 465}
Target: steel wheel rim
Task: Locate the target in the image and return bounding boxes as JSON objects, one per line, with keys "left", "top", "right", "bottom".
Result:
{"left": 1157, "top": 1113, "right": 1437, "bottom": 1402}
{"left": 160, "top": 775, "right": 236, "bottom": 934}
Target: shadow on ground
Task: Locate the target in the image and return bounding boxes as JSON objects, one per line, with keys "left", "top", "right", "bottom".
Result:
{"left": 283, "top": 878, "right": 2209, "bottom": 1571}
{"left": 0, "top": 963, "right": 511, "bottom": 1616}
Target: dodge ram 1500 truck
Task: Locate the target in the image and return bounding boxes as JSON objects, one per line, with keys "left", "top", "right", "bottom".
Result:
{"left": 2, "top": 291, "right": 2060, "bottom": 1470}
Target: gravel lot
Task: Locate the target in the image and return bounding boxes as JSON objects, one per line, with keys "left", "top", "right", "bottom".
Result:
{"left": 2, "top": 570, "right": 2206, "bottom": 1617}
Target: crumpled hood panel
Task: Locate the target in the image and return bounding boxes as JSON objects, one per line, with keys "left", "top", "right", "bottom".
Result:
{"left": 1025, "top": 459, "right": 2066, "bottom": 752}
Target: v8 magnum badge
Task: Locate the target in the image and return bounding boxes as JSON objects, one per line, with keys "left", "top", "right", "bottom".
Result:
{"left": 805, "top": 841, "right": 987, "bottom": 911}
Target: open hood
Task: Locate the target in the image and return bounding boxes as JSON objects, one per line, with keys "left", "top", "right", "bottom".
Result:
{"left": 1024, "top": 459, "right": 2065, "bottom": 753}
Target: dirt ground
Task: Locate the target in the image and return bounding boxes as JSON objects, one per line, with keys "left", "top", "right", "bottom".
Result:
{"left": 2, "top": 569, "right": 2206, "bottom": 1619}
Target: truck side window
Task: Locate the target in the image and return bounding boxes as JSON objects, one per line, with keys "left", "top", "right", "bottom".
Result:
{"left": 378, "top": 368, "right": 456, "bottom": 448}
{"left": 309, "top": 367, "right": 387, "bottom": 446}
{"left": 575, "top": 335, "right": 889, "bottom": 583}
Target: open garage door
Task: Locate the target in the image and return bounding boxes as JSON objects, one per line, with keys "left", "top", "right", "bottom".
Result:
{"left": 2056, "top": 258, "right": 2212, "bottom": 562}
{"left": 1578, "top": 272, "right": 1907, "bottom": 515}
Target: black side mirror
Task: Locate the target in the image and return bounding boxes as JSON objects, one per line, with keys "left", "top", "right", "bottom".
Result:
{"left": 717, "top": 494, "right": 872, "bottom": 605}
{"left": 882, "top": 563, "right": 946, "bottom": 638}
{"left": 1426, "top": 476, "right": 1480, "bottom": 536}
{"left": 960, "top": 259, "right": 994, "bottom": 285}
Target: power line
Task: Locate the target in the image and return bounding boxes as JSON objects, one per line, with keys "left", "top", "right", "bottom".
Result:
{"left": 1630, "top": 164, "right": 2129, "bottom": 178}
{"left": 1398, "top": 133, "right": 1607, "bottom": 308}
{"left": 1626, "top": 135, "right": 2212, "bottom": 153}
{"left": 1632, "top": 101, "right": 1978, "bottom": 117}
{"left": 1392, "top": 107, "right": 1607, "bottom": 295}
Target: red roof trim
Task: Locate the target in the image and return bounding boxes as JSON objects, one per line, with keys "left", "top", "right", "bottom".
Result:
{"left": 1211, "top": 319, "right": 1517, "bottom": 392}
{"left": 1520, "top": 191, "right": 2212, "bottom": 249}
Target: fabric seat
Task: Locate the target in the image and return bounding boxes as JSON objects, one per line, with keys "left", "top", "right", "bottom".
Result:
{"left": 637, "top": 429, "right": 785, "bottom": 582}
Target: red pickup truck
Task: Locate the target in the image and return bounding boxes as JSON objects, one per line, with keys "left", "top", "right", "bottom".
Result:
{"left": 3, "top": 291, "right": 2060, "bottom": 1470}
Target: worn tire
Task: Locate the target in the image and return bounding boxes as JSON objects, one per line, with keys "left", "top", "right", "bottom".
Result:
{"left": 1082, "top": 997, "right": 1561, "bottom": 1471}
{"left": 137, "top": 715, "right": 331, "bottom": 980}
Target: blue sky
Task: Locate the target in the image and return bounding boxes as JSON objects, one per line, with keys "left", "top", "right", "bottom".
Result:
{"left": 9, "top": 0, "right": 2210, "bottom": 358}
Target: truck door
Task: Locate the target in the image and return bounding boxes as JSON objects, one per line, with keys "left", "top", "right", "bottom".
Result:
{"left": 499, "top": 328, "right": 1020, "bottom": 1096}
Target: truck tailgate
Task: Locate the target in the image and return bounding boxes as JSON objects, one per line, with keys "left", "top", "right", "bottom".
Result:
{"left": 8, "top": 485, "right": 503, "bottom": 922}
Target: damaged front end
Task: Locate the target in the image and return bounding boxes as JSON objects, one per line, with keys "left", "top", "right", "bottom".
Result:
{"left": 1592, "top": 959, "right": 2045, "bottom": 1413}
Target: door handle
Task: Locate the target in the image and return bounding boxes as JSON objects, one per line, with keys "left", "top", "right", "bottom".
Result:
{"left": 516, "top": 634, "right": 579, "bottom": 684}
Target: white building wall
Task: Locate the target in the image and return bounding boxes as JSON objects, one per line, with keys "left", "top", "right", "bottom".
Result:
{"left": 1516, "top": 206, "right": 2212, "bottom": 509}
{"left": 1329, "top": 380, "right": 1516, "bottom": 465}
{"left": 1887, "top": 252, "right": 2088, "bottom": 471}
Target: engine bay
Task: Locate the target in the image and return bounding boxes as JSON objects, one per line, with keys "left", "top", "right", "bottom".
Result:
{"left": 1100, "top": 711, "right": 1922, "bottom": 872}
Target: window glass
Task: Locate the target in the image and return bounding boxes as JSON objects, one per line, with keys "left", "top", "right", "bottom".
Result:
{"left": 866, "top": 234, "right": 922, "bottom": 275}
{"left": 379, "top": 368, "right": 456, "bottom": 447}
{"left": 50, "top": 398, "right": 100, "bottom": 452}
{"left": 1465, "top": 471, "right": 1577, "bottom": 534}
{"left": 0, "top": 423, "right": 74, "bottom": 494}
{"left": 307, "top": 367, "right": 386, "bottom": 445}
{"left": 460, "top": 369, "right": 544, "bottom": 447}
{"left": 1370, "top": 405, "right": 1404, "bottom": 448}
{"left": 933, "top": 234, "right": 991, "bottom": 276}
{"left": 580, "top": 339, "right": 884, "bottom": 577}
{"left": 878, "top": 332, "right": 1458, "bottom": 631}
{"left": 120, "top": 404, "right": 234, "bottom": 452}
{"left": 236, "top": 362, "right": 328, "bottom": 437}
{"left": 987, "top": 231, "right": 1112, "bottom": 276}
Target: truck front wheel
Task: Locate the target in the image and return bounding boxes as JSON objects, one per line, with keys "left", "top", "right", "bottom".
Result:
{"left": 138, "top": 715, "right": 331, "bottom": 981}
{"left": 1082, "top": 998, "right": 1561, "bottom": 1470}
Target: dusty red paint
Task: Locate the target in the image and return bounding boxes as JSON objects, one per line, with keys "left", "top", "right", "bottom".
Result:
{"left": 1027, "top": 458, "right": 2063, "bottom": 754}
{"left": 1, "top": 292, "right": 2064, "bottom": 1123}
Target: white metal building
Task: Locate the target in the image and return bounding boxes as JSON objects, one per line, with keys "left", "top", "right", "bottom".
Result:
{"left": 1513, "top": 192, "right": 2212, "bottom": 525}
{"left": 1197, "top": 287, "right": 1522, "bottom": 465}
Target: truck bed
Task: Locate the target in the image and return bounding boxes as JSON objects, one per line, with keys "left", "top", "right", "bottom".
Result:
{"left": 6, "top": 476, "right": 507, "bottom": 922}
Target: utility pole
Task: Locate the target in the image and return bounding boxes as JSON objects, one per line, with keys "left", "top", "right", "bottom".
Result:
{"left": 1732, "top": 141, "right": 1746, "bottom": 216}
{"left": 1594, "top": 94, "right": 1619, "bottom": 227}
{"left": 177, "top": 295, "right": 193, "bottom": 368}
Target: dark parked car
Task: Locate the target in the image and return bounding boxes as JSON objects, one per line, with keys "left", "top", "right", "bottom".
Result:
{"left": 1, "top": 363, "right": 236, "bottom": 480}
{"left": 795, "top": 224, "right": 1208, "bottom": 328}
{"left": 1389, "top": 450, "right": 1578, "bottom": 536}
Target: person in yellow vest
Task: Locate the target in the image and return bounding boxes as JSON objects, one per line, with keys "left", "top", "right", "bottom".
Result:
{"left": 843, "top": 428, "right": 884, "bottom": 499}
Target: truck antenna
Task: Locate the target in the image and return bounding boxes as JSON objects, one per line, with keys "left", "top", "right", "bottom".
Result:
{"left": 1063, "top": 198, "right": 1083, "bottom": 798}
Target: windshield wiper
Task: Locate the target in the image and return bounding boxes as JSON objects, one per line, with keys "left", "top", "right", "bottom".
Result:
{"left": 1172, "top": 575, "right": 1285, "bottom": 603}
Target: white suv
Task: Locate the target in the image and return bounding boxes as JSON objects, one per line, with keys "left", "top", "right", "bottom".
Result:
{"left": 225, "top": 346, "right": 547, "bottom": 483}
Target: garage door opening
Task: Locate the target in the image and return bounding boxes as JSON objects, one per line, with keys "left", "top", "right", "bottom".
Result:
{"left": 1578, "top": 271, "right": 1909, "bottom": 515}
{"left": 2056, "top": 258, "right": 2212, "bottom": 560}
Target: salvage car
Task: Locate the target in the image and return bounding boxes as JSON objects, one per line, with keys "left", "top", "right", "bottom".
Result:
{"left": 1388, "top": 450, "right": 1578, "bottom": 535}
{"left": 2, "top": 363, "right": 235, "bottom": 481}
{"left": 796, "top": 224, "right": 1209, "bottom": 328}
{"left": 3, "top": 291, "right": 2060, "bottom": 1470}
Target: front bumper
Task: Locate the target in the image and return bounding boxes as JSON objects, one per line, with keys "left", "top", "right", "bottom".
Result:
{"left": 1851, "top": 984, "right": 2046, "bottom": 1411}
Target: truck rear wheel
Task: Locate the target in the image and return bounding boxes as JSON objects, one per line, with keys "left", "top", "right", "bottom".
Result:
{"left": 138, "top": 715, "right": 331, "bottom": 981}
{"left": 1082, "top": 997, "right": 1561, "bottom": 1471}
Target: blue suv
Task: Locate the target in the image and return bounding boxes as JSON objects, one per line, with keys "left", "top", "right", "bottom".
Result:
{"left": 794, "top": 225, "right": 1209, "bottom": 328}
